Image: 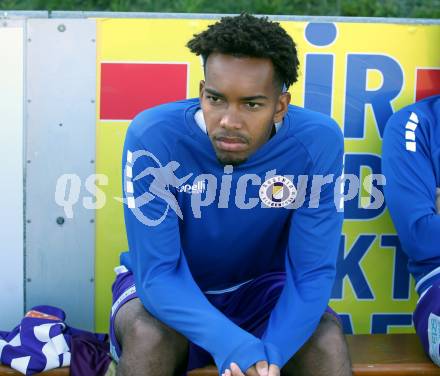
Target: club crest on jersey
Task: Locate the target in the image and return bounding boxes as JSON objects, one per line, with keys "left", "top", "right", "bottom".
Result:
{"left": 259, "top": 175, "right": 297, "bottom": 208}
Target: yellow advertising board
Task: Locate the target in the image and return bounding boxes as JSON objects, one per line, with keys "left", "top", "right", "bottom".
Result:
{"left": 95, "top": 17, "right": 440, "bottom": 334}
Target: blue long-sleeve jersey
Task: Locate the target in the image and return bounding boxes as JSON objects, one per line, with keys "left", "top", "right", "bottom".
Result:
{"left": 382, "top": 95, "right": 440, "bottom": 295}
{"left": 120, "top": 98, "right": 344, "bottom": 373}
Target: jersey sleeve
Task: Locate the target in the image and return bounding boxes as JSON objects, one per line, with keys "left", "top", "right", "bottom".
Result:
{"left": 122, "top": 117, "right": 267, "bottom": 374}
{"left": 382, "top": 109, "right": 440, "bottom": 262}
{"left": 261, "top": 122, "right": 344, "bottom": 368}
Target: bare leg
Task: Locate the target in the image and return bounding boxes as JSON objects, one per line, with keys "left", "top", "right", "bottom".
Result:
{"left": 282, "top": 312, "right": 352, "bottom": 376}
{"left": 114, "top": 298, "right": 189, "bottom": 376}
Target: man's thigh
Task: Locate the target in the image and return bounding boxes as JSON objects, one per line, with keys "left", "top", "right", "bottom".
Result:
{"left": 282, "top": 312, "right": 351, "bottom": 376}
{"left": 109, "top": 269, "right": 214, "bottom": 373}
{"left": 114, "top": 297, "right": 187, "bottom": 350}
{"left": 114, "top": 297, "right": 189, "bottom": 375}
{"left": 108, "top": 268, "right": 190, "bottom": 375}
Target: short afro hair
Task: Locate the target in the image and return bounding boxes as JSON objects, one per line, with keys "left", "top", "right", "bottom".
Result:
{"left": 187, "top": 13, "right": 299, "bottom": 90}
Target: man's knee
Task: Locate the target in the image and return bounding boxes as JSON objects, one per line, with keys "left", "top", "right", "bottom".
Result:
{"left": 115, "top": 298, "right": 188, "bottom": 373}
{"left": 312, "top": 313, "right": 349, "bottom": 360}
{"left": 124, "top": 315, "right": 181, "bottom": 355}
{"left": 284, "top": 313, "right": 351, "bottom": 376}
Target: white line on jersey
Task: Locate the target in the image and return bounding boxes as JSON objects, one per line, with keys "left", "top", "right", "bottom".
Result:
{"left": 405, "top": 112, "right": 419, "bottom": 152}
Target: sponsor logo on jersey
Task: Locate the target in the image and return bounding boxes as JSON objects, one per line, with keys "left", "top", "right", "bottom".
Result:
{"left": 259, "top": 175, "right": 297, "bottom": 208}
{"left": 178, "top": 180, "right": 206, "bottom": 194}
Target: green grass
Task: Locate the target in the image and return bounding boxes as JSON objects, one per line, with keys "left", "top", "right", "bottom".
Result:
{"left": 1, "top": 0, "right": 439, "bottom": 18}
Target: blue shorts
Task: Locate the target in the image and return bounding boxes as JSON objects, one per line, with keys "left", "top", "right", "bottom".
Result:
{"left": 413, "top": 278, "right": 440, "bottom": 366}
{"left": 109, "top": 267, "right": 339, "bottom": 371}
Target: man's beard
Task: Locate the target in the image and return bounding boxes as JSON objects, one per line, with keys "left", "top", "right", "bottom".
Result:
{"left": 215, "top": 152, "right": 248, "bottom": 166}
{"left": 209, "top": 131, "right": 250, "bottom": 166}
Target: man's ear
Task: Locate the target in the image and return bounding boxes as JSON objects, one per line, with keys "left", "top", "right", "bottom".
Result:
{"left": 273, "top": 92, "right": 291, "bottom": 123}
{"left": 199, "top": 80, "right": 205, "bottom": 99}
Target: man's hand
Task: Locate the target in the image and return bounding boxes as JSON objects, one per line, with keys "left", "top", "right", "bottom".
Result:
{"left": 222, "top": 361, "right": 280, "bottom": 376}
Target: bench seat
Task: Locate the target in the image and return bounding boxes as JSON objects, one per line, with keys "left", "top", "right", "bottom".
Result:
{"left": 189, "top": 334, "right": 440, "bottom": 375}
{"left": 1, "top": 334, "right": 439, "bottom": 375}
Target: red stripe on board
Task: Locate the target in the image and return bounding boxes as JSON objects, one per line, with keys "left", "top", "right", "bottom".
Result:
{"left": 416, "top": 68, "right": 440, "bottom": 102}
{"left": 100, "top": 63, "right": 188, "bottom": 120}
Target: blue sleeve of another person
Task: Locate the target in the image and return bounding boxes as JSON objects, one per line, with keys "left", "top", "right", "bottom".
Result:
{"left": 382, "top": 105, "right": 440, "bottom": 263}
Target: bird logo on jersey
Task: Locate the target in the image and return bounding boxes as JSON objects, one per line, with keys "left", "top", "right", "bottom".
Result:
{"left": 122, "top": 150, "right": 191, "bottom": 226}
{"left": 259, "top": 176, "right": 297, "bottom": 208}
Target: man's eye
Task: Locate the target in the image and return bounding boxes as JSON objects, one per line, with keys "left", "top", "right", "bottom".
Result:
{"left": 207, "top": 95, "right": 221, "bottom": 103}
{"left": 246, "top": 102, "right": 262, "bottom": 109}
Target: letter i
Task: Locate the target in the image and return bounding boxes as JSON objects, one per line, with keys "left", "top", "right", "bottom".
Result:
{"left": 218, "top": 165, "right": 233, "bottom": 209}
{"left": 304, "top": 22, "right": 338, "bottom": 117}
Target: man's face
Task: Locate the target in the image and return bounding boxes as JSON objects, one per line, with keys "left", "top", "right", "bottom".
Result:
{"left": 199, "top": 53, "right": 291, "bottom": 166}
